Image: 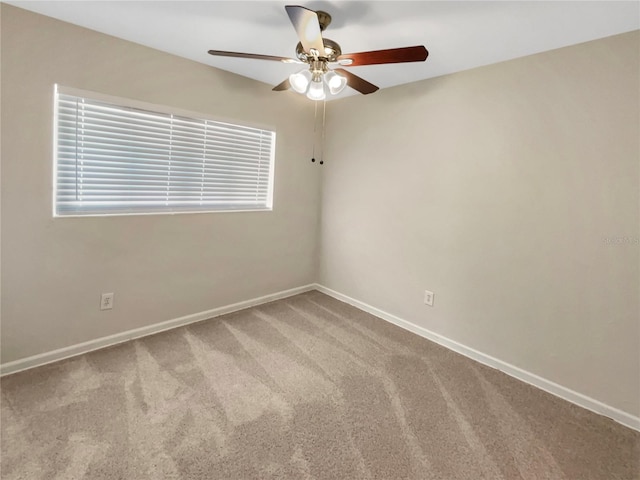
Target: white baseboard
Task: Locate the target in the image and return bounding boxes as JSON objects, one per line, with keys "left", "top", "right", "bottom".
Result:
{"left": 314, "top": 284, "right": 640, "bottom": 433}
{"left": 0, "top": 284, "right": 316, "bottom": 377}
{"left": 4, "top": 282, "right": 638, "bottom": 433}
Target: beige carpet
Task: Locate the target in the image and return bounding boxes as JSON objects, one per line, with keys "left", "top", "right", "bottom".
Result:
{"left": 1, "top": 291, "right": 638, "bottom": 479}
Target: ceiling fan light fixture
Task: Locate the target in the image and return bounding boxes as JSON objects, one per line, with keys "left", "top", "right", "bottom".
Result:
{"left": 324, "top": 70, "right": 347, "bottom": 95}
{"left": 306, "top": 77, "right": 326, "bottom": 101}
{"left": 289, "top": 69, "right": 312, "bottom": 93}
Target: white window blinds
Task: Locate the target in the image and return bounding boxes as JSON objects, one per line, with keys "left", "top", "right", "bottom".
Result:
{"left": 54, "top": 88, "right": 275, "bottom": 216}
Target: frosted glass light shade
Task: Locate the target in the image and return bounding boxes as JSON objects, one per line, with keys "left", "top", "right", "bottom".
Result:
{"left": 289, "top": 69, "right": 312, "bottom": 94}
{"left": 306, "top": 78, "right": 326, "bottom": 100}
{"left": 324, "top": 71, "right": 347, "bottom": 95}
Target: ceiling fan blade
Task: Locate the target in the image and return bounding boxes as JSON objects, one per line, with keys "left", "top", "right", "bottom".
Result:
{"left": 208, "top": 50, "right": 299, "bottom": 63}
{"left": 285, "top": 5, "right": 325, "bottom": 55}
{"left": 338, "top": 46, "right": 428, "bottom": 66}
{"left": 334, "top": 68, "right": 379, "bottom": 95}
{"left": 272, "top": 78, "right": 291, "bottom": 91}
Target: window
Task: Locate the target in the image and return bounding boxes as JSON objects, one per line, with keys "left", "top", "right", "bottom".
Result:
{"left": 54, "top": 86, "right": 275, "bottom": 216}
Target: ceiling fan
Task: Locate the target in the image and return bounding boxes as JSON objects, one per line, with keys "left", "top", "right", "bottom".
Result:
{"left": 208, "top": 5, "right": 429, "bottom": 100}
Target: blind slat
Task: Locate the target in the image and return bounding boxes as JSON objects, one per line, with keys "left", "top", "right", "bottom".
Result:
{"left": 55, "top": 90, "right": 275, "bottom": 216}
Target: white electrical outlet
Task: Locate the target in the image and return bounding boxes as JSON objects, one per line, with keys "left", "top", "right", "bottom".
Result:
{"left": 424, "top": 290, "right": 434, "bottom": 306}
{"left": 100, "top": 293, "right": 114, "bottom": 310}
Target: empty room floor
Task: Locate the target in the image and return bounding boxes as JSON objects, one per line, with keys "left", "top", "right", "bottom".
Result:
{"left": 1, "top": 291, "right": 638, "bottom": 479}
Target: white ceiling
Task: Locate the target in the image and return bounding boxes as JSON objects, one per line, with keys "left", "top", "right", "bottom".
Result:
{"left": 8, "top": 1, "right": 640, "bottom": 99}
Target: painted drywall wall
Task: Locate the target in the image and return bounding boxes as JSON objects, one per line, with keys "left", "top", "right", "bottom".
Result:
{"left": 0, "top": 5, "right": 321, "bottom": 363}
{"left": 320, "top": 31, "right": 640, "bottom": 416}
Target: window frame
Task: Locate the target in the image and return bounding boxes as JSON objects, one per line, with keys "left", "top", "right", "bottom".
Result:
{"left": 52, "top": 84, "right": 276, "bottom": 218}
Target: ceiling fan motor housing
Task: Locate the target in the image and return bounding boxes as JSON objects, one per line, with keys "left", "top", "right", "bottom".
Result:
{"left": 296, "top": 38, "right": 342, "bottom": 63}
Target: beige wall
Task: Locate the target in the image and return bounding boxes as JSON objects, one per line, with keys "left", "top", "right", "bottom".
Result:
{"left": 320, "top": 31, "right": 640, "bottom": 416}
{"left": 0, "top": 5, "right": 321, "bottom": 362}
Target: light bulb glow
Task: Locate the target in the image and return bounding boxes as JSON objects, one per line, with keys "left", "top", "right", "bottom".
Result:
{"left": 289, "top": 69, "right": 311, "bottom": 93}
{"left": 306, "top": 78, "right": 326, "bottom": 101}
{"left": 324, "top": 71, "right": 347, "bottom": 95}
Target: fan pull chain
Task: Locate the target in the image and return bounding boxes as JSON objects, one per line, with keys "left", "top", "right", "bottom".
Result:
{"left": 319, "top": 99, "right": 327, "bottom": 165}
{"left": 311, "top": 101, "right": 318, "bottom": 163}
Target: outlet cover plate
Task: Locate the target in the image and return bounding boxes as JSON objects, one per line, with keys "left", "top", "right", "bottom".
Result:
{"left": 101, "top": 292, "right": 114, "bottom": 310}
{"left": 424, "top": 290, "right": 434, "bottom": 306}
